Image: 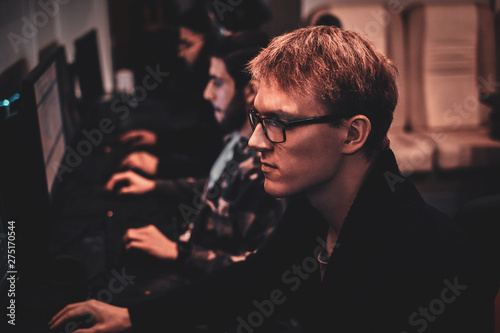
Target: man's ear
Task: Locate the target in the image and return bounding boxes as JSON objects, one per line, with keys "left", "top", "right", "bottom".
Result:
{"left": 243, "top": 80, "right": 258, "bottom": 108}
{"left": 342, "top": 115, "right": 371, "bottom": 155}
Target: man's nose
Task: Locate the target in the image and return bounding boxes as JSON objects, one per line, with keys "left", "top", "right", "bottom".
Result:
{"left": 203, "top": 82, "right": 214, "bottom": 102}
{"left": 248, "top": 123, "right": 272, "bottom": 152}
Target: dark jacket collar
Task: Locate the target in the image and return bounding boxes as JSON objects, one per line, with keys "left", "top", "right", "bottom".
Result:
{"left": 313, "top": 149, "right": 428, "bottom": 304}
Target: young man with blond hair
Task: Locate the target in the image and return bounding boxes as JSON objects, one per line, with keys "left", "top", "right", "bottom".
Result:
{"left": 50, "top": 26, "right": 492, "bottom": 333}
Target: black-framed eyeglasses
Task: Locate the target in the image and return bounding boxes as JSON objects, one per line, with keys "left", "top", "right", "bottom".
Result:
{"left": 248, "top": 108, "right": 339, "bottom": 143}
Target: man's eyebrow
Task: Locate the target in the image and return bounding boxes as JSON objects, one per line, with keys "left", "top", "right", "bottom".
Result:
{"left": 253, "top": 107, "right": 295, "bottom": 120}
{"left": 208, "top": 74, "right": 221, "bottom": 81}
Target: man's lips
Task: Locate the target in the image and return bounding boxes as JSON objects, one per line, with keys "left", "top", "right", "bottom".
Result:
{"left": 261, "top": 160, "right": 277, "bottom": 171}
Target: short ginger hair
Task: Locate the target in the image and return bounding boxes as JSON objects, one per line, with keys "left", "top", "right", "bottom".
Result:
{"left": 248, "top": 26, "right": 398, "bottom": 158}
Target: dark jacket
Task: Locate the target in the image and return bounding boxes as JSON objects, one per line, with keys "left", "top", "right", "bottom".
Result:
{"left": 129, "top": 149, "right": 493, "bottom": 332}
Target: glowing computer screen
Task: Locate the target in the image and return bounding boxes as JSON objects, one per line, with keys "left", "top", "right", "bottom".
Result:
{"left": 33, "top": 62, "right": 66, "bottom": 195}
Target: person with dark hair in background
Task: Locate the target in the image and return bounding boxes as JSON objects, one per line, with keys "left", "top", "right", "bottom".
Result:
{"left": 50, "top": 26, "right": 492, "bottom": 333}
{"left": 176, "top": 3, "right": 219, "bottom": 95}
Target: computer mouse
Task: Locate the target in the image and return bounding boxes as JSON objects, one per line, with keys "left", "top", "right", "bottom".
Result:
{"left": 112, "top": 179, "right": 130, "bottom": 194}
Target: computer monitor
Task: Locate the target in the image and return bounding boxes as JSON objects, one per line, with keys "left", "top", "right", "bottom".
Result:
{"left": 21, "top": 48, "right": 68, "bottom": 210}
{"left": 35, "top": 61, "right": 66, "bottom": 195}
{"left": 74, "top": 29, "right": 104, "bottom": 102}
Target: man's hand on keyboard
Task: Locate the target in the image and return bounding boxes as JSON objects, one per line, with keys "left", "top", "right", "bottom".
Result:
{"left": 120, "top": 151, "right": 159, "bottom": 175}
{"left": 123, "top": 225, "right": 179, "bottom": 260}
{"left": 49, "top": 299, "right": 131, "bottom": 333}
{"left": 105, "top": 170, "right": 155, "bottom": 195}
{"left": 120, "top": 129, "right": 157, "bottom": 146}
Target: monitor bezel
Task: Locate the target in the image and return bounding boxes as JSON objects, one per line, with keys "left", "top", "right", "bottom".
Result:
{"left": 21, "top": 46, "right": 68, "bottom": 214}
